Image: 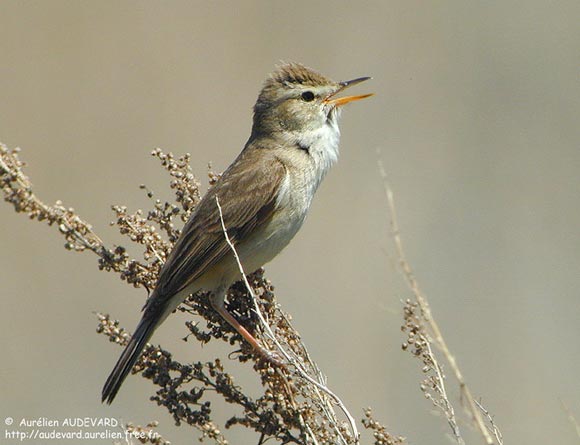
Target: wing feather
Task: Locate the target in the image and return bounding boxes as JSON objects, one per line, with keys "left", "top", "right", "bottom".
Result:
{"left": 151, "top": 146, "right": 286, "bottom": 304}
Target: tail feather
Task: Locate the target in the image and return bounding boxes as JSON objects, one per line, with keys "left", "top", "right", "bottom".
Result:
{"left": 101, "top": 315, "right": 158, "bottom": 404}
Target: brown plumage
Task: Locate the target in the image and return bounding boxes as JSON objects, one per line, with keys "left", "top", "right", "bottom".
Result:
{"left": 102, "top": 63, "right": 371, "bottom": 404}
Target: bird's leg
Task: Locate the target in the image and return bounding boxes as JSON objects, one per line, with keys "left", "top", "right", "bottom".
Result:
{"left": 209, "top": 291, "right": 283, "bottom": 366}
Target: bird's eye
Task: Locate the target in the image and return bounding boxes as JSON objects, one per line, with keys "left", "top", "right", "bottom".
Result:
{"left": 301, "top": 91, "right": 315, "bottom": 102}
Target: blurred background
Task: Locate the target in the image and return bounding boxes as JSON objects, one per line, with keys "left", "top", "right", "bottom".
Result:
{"left": 1, "top": 1, "right": 579, "bottom": 444}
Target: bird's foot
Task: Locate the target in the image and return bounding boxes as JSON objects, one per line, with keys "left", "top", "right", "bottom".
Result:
{"left": 258, "top": 347, "right": 286, "bottom": 368}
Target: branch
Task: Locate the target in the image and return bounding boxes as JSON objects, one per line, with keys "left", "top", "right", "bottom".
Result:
{"left": 215, "top": 196, "right": 359, "bottom": 444}
{"left": 377, "top": 153, "right": 502, "bottom": 444}
{"left": 3, "top": 141, "right": 405, "bottom": 445}
{"left": 560, "top": 399, "right": 580, "bottom": 441}
{"left": 1, "top": 144, "right": 107, "bottom": 257}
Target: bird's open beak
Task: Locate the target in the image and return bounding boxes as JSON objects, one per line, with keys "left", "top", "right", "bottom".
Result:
{"left": 324, "top": 76, "right": 373, "bottom": 107}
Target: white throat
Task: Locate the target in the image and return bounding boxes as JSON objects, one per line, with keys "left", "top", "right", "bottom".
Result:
{"left": 295, "top": 117, "right": 341, "bottom": 190}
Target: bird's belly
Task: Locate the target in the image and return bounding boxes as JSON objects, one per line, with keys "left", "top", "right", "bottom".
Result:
{"left": 236, "top": 202, "right": 307, "bottom": 273}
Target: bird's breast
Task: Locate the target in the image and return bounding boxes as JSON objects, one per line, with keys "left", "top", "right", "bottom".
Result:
{"left": 233, "top": 124, "right": 339, "bottom": 274}
{"left": 233, "top": 167, "right": 313, "bottom": 273}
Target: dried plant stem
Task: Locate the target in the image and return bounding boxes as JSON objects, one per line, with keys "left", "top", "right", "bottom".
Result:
{"left": 3, "top": 142, "right": 407, "bottom": 444}
{"left": 560, "top": 399, "right": 580, "bottom": 441}
{"left": 215, "top": 196, "right": 359, "bottom": 445}
{"left": 425, "top": 340, "right": 463, "bottom": 443}
{"left": 377, "top": 156, "right": 496, "bottom": 445}
{"left": 474, "top": 399, "right": 504, "bottom": 445}
{"left": 0, "top": 144, "right": 124, "bottom": 275}
{"left": 0, "top": 147, "right": 104, "bottom": 253}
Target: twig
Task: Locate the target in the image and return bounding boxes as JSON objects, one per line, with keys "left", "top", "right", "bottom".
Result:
{"left": 4, "top": 142, "right": 373, "bottom": 444}
{"left": 0, "top": 144, "right": 117, "bottom": 265}
{"left": 426, "top": 340, "right": 463, "bottom": 443}
{"left": 560, "top": 399, "right": 580, "bottom": 441}
{"left": 377, "top": 153, "right": 496, "bottom": 445}
{"left": 474, "top": 399, "right": 504, "bottom": 445}
{"left": 215, "top": 196, "right": 359, "bottom": 444}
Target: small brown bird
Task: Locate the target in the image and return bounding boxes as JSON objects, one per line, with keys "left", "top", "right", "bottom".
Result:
{"left": 102, "top": 63, "right": 372, "bottom": 404}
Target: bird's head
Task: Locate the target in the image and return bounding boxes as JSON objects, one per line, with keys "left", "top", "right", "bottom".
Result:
{"left": 251, "top": 63, "right": 372, "bottom": 138}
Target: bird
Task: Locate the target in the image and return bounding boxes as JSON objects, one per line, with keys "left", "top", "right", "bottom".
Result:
{"left": 102, "top": 62, "right": 372, "bottom": 404}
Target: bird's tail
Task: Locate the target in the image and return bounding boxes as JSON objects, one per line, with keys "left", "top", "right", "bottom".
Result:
{"left": 101, "top": 313, "right": 158, "bottom": 404}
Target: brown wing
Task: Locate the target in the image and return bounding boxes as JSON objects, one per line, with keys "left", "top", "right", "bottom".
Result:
{"left": 150, "top": 145, "right": 286, "bottom": 302}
